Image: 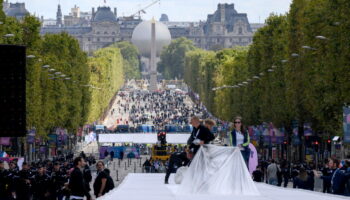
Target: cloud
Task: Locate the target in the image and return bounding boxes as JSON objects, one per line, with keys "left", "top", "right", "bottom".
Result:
{"left": 8, "top": 0, "right": 292, "bottom": 22}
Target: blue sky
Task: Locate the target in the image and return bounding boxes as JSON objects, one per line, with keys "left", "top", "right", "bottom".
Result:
{"left": 8, "top": 0, "right": 292, "bottom": 23}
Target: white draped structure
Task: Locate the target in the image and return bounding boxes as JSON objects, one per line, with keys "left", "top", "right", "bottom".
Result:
{"left": 99, "top": 145, "right": 348, "bottom": 200}
{"left": 100, "top": 173, "right": 348, "bottom": 200}
{"left": 178, "top": 145, "right": 260, "bottom": 195}
{"left": 98, "top": 133, "right": 190, "bottom": 144}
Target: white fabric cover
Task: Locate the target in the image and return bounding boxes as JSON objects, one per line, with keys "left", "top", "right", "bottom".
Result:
{"left": 178, "top": 145, "right": 260, "bottom": 195}
{"left": 174, "top": 166, "right": 188, "bottom": 184}
{"left": 99, "top": 174, "right": 349, "bottom": 200}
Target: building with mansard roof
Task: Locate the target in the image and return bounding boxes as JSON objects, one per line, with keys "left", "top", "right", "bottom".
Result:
{"left": 4, "top": 2, "right": 265, "bottom": 53}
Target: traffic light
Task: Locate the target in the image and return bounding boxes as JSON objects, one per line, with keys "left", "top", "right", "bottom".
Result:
{"left": 157, "top": 131, "right": 167, "bottom": 145}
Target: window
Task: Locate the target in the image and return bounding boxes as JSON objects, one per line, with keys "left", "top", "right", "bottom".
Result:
{"left": 238, "top": 27, "right": 243, "bottom": 35}
{"left": 112, "top": 32, "right": 116, "bottom": 35}
{"left": 96, "top": 31, "right": 100, "bottom": 35}
{"left": 97, "top": 38, "right": 100, "bottom": 42}
{"left": 104, "top": 31, "right": 108, "bottom": 35}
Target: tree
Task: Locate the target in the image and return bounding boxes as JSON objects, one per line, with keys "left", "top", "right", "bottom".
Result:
{"left": 110, "top": 41, "right": 141, "bottom": 80}
{"left": 158, "top": 37, "right": 196, "bottom": 79}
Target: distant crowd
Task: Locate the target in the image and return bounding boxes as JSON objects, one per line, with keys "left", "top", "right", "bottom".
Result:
{"left": 252, "top": 158, "right": 350, "bottom": 196}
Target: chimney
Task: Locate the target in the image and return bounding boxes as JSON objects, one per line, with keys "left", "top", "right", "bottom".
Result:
{"left": 114, "top": 8, "right": 117, "bottom": 17}
{"left": 220, "top": 4, "right": 225, "bottom": 23}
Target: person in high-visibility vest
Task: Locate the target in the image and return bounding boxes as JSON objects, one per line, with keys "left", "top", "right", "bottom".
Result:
{"left": 229, "top": 116, "right": 250, "bottom": 166}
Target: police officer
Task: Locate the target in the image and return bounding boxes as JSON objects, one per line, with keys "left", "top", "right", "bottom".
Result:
{"left": 0, "top": 161, "right": 9, "bottom": 200}
{"left": 83, "top": 163, "right": 93, "bottom": 195}
{"left": 16, "top": 162, "right": 34, "bottom": 200}
{"left": 164, "top": 151, "right": 190, "bottom": 184}
{"left": 7, "top": 161, "right": 19, "bottom": 199}
{"left": 32, "top": 165, "right": 51, "bottom": 200}
{"left": 51, "top": 162, "right": 67, "bottom": 200}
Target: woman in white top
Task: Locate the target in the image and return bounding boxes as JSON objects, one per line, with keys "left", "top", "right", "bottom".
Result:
{"left": 229, "top": 116, "right": 250, "bottom": 166}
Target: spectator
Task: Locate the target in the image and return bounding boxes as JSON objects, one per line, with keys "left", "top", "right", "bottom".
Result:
{"left": 293, "top": 167, "right": 313, "bottom": 190}
{"left": 252, "top": 166, "right": 264, "bottom": 182}
{"left": 332, "top": 160, "right": 350, "bottom": 195}
{"left": 110, "top": 151, "right": 115, "bottom": 161}
{"left": 267, "top": 159, "right": 280, "bottom": 186}
{"left": 143, "top": 159, "right": 152, "bottom": 173}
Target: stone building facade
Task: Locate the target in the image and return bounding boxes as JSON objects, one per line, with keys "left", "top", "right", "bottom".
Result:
{"left": 41, "top": 6, "right": 120, "bottom": 54}
{"left": 3, "top": 2, "right": 264, "bottom": 53}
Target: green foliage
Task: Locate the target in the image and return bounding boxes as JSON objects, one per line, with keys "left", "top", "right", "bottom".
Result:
{"left": 158, "top": 37, "right": 196, "bottom": 79}
{"left": 181, "top": 0, "right": 350, "bottom": 138}
{"left": 87, "top": 47, "right": 124, "bottom": 123}
{"left": 1, "top": 14, "right": 90, "bottom": 136}
{"left": 184, "top": 49, "right": 216, "bottom": 111}
{"left": 110, "top": 41, "right": 141, "bottom": 80}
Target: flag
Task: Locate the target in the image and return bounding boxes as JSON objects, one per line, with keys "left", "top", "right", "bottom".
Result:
{"left": 0, "top": 151, "right": 9, "bottom": 158}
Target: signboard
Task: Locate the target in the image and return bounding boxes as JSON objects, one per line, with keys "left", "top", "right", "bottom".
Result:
{"left": 343, "top": 107, "right": 350, "bottom": 143}
{"left": 48, "top": 134, "right": 57, "bottom": 147}
{"left": 0, "top": 137, "right": 11, "bottom": 146}
{"left": 99, "top": 146, "right": 140, "bottom": 159}
{"left": 304, "top": 123, "right": 313, "bottom": 136}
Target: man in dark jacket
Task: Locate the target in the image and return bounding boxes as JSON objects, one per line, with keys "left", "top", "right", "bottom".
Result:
{"left": 83, "top": 164, "right": 92, "bottom": 194}
{"left": 187, "top": 116, "right": 214, "bottom": 155}
{"left": 332, "top": 163, "right": 350, "bottom": 195}
{"left": 69, "top": 157, "right": 93, "bottom": 200}
{"left": 164, "top": 151, "right": 190, "bottom": 184}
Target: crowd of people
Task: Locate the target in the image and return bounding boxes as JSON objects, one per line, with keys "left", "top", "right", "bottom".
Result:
{"left": 252, "top": 158, "right": 350, "bottom": 196}
{"left": 0, "top": 152, "right": 114, "bottom": 200}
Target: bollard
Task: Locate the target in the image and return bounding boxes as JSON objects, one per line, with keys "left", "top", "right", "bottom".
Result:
{"left": 125, "top": 162, "right": 127, "bottom": 170}
{"left": 118, "top": 159, "right": 120, "bottom": 167}
{"left": 134, "top": 164, "right": 136, "bottom": 173}
{"left": 116, "top": 170, "right": 119, "bottom": 181}
{"left": 113, "top": 162, "right": 115, "bottom": 170}
{"left": 139, "top": 157, "right": 142, "bottom": 167}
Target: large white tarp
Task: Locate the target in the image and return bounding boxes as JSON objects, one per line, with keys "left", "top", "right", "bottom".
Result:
{"left": 99, "top": 173, "right": 349, "bottom": 200}
{"left": 178, "top": 145, "right": 260, "bottom": 195}
{"left": 98, "top": 133, "right": 190, "bottom": 144}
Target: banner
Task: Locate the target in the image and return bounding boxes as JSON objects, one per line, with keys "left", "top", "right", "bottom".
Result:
{"left": 99, "top": 146, "right": 140, "bottom": 159}
{"left": 343, "top": 107, "right": 350, "bottom": 143}
{"left": 0, "top": 137, "right": 11, "bottom": 146}
{"left": 48, "top": 134, "right": 57, "bottom": 147}
{"left": 27, "top": 136, "right": 35, "bottom": 144}
{"left": 304, "top": 123, "right": 313, "bottom": 136}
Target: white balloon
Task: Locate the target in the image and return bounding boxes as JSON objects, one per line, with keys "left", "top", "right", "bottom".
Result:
{"left": 131, "top": 20, "right": 171, "bottom": 57}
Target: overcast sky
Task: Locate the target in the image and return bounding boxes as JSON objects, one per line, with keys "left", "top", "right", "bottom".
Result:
{"left": 7, "top": 0, "right": 292, "bottom": 23}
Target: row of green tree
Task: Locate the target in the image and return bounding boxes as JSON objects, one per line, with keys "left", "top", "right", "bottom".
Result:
{"left": 160, "top": 0, "right": 350, "bottom": 138}
{"left": 0, "top": 2, "right": 141, "bottom": 136}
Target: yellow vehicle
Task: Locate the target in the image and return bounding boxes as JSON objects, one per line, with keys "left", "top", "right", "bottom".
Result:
{"left": 151, "top": 145, "right": 174, "bottom": 161}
